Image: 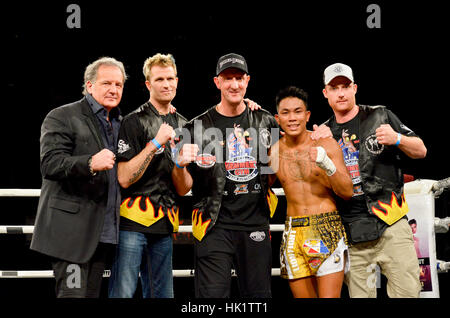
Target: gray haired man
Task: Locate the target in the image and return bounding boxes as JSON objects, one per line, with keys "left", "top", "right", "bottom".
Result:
{"left": 31, "top": 57, "right": 127, "bottom": 298}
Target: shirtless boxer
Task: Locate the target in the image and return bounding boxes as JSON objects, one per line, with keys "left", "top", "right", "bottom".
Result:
{"left": 270, "top": 86, "right": 353, "bottom": 298}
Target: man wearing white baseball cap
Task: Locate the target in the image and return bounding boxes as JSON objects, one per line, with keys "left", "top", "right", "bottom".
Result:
{"left": 323, "top": 63, "right": 354, "bottom": 85}
{"left": 313, "top": 62, "right": 427, "bottom": 297}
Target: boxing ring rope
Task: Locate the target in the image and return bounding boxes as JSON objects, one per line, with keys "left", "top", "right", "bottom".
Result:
{"left": 0, "top": 189, "right": 41, "bottom": 197}
{"left": 0, "top": 188, "right": 284, "bottom": 279}
{"left": 432, "top": 177, "right": 450, "bottom": 198}
{"left": 0, "top": 269, "right": 282, "bottom": 279}
{"left": 1, "top": 179, "right": 450, "bottom": 280}
{"left": 0, "top": 224, "right": 286, "bottom": 235}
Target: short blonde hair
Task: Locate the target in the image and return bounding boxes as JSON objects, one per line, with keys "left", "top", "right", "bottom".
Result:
{"left": 83, "top": 57, "right": 127, "bottom": 95}
{"left": 143, "top": 53, "right": 177, "bottom": 81}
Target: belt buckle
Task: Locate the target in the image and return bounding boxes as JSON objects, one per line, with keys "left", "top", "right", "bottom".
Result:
{"left": 292, "top": 217, "right": 310, "bottom": 227}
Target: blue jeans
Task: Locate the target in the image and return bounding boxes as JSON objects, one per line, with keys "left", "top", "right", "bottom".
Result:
{"left": 108, "top": 231, "right": 174, "bottom": 298}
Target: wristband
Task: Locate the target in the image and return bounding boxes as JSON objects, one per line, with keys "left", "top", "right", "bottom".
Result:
{"left": 175, "top": 158, "right": 183, "bottom": 169}
{"left": 150, "top": 138, "right": 162, "bottom": 149}
{"left": 395, "top": 133, "right": 402, "bottom": 146}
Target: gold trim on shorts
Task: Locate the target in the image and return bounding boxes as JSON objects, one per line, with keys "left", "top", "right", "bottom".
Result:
{"left": 280, "top": 211, "right": 348, "bottom": 280}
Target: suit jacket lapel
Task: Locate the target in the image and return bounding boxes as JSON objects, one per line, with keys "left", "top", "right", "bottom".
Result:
{"left": 79, "top": 97, "right": 104, "bottom": 150}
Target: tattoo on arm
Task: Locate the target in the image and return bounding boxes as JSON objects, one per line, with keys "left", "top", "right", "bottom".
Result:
{"left": 128, "top": 149, "right": 156, "bottom": 185}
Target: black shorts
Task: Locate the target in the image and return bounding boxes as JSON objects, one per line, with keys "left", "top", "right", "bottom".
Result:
{"left": 194, "top": 227, "right": 272, "bottom": 298}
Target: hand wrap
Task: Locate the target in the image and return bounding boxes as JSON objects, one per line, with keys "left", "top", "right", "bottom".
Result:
{"left": 315, "top": 146, "right": 336, "bottom": 177}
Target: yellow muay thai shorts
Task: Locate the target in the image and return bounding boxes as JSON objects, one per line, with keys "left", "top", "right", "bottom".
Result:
{"left": 280, "top": 211, "right": 349, "bottom": 280}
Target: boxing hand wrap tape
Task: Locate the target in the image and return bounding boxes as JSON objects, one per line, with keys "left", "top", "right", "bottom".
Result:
{"left": 315, "top": 146, "right": 336, "bottom": 177}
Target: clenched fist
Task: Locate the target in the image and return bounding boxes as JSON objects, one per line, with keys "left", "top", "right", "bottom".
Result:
{"left": 176, "top": 144, "right": 199, "bottom": 167}
{"left": 310, "top": 146, "right": 336, "bottom": 177}
{"left": 154, "top": 122, "right": 175, "bottom": 146}
{"left": 375, "top": 124, "right": 398, "bottom": 145}
{"left": 91, "top": 148, "right": 116, "bottom": 172}
{"left": 309, "top": 146, "right": 319, "bottom": 162}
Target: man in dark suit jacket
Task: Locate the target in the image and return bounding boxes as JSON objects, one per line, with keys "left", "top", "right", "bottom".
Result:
{"left": 30, "top": 57, "right": 127, "bottom": 298}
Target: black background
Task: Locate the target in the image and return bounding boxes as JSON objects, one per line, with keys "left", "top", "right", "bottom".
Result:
{"left": 1, "top": 0, "right": 449, "bottom": 303}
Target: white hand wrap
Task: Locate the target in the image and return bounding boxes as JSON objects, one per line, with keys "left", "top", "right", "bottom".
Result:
{"left": 315, "top": 146, "right": 336, "bottom": 176}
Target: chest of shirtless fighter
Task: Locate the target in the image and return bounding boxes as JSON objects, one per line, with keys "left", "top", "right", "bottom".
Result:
{"left": 275, "top": 135, "right": 344, "bottom": 216}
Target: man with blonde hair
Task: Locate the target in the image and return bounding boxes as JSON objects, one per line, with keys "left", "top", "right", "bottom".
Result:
{"left": 31, "top": 56, "right": 127, "bottom": 297}
{"left": 108, "top": 53, "right": 187, "bottom": 298}
{"left": 142, "top": 53, "right": 178, "bottom": 80}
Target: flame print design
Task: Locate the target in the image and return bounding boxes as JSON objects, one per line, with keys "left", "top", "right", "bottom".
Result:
{"left": 120, "top": 196, "right": 164, "bottom": 227}
{"left": 266, "top": 188, "right": 278, "bottom": 218}
{"left": 371, "top": 192, "right": 409, "bottom": 225}
{"left": 167, "top": 206, "right": 180, "bottom": 232}
{"left": 192, "top": 209, "right": 211, "bottom": 241}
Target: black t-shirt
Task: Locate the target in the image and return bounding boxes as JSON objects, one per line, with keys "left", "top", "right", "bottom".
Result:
{"left": 116, "top": 104, "right": 179, "bottom": 234}
{"left": 209, "top": 107, "right": 269, "bottom": 231}
{"left": 331, "top": 113, "right": 367, "bottom": 214}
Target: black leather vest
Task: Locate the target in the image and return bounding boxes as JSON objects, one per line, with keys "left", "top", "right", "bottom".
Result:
{"left": 325, "top": 105, "right": 409, "bottom": 226}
